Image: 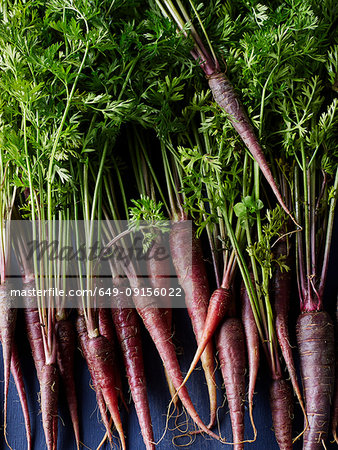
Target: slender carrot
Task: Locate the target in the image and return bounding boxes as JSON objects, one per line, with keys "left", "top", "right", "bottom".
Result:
{"left": 241, "top": 281, "right": 259, "bottom": 440}
{"left": 207, "top": 73, "right": 293, "bottom": 221}
{"left": 130, "top": 285, "right": 220, "bottom": 440}
{"left": 296, "top": 311, "right": 335, "bottom": 449}
{"left": 40, "top": 363, "right": 59, "bottom": 450}
{"left": 216, "top": 317, "right": 246, "bottom": 449}
{"left": 112, "top": 291, "right": 155, "bottom": 450}
{"left": 269, "top": 377, "right": 293, "bottom": 450}
{"left": 176, "top": 286, "right": 232, "bottom": 415}
{"left": 273, "top": 240, "right": 307, "bottom": 437}
{"left": 98, "top": 308, "right": 125, "bottom": 407}
{"left": 147, "top": 235, "right": 177, "bottom": 406}
{"left": 24, "top": 281, "right": 59, "bottom": 450}
{"left": 56, "top": 316, "right": 80, "bottom": 449}
{"left": 11, "top": 340, "right": 32, "bottom": 450}
{"left": 170, "top": 220, "right": 218, "bottom": 428}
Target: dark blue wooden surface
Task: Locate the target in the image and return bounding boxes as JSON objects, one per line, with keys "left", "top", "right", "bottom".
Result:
{"left": 1, "top": 220, "right": 337, "bottom": 449}
{"left": 0, "top": 304, "right": 336, "bottom": 449}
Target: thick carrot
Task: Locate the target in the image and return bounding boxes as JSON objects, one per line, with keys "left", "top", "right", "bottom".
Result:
{"left": 112, "top": 293, "right": 155, "bottom": 450}
{"left": 216, "top": 317, "right": 246, "bottom": 449}
{"left": 11, "top": 341, "right": 32, "bottom": 450}
{"left": 207, "top": 72, "right": 293, "bottom": 221}
{"left": 169, "top": 220, "right": 218, "bottom": 427}
{"left": 56, "top": 317, "right": 80, "bottom": 449}
{"left": 76, "top": 313, "right": 111, "bottom": 443}
{"left": 269, "top": 377, "right": 293, "bottom": 450}
{"left": 0, "top": 283, "right": 17, "bottom": 440}
{"left": 131, "top": 287, "right": 220, "bottom": 440}
{"left": 296, "top": 311, "right": 335, "bottom": 449}
{"left": 241, "top": 281, "right": 259, "bottom": 439}
{"left": 273, "top": 240, "right": 307, "bottom": 435}
{"left": 98, "top": 308, "right": 125, "bottom": 406}
{"left": 147, "top": 236, "right": 177, "bottom": 405}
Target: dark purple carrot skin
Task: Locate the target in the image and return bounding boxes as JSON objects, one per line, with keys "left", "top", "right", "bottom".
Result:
{"left": 269, "top": 378, "right": 294, "bottom": 450}
{"left": 147, "top": 237, "right": 177, "bottom": 405}
{"left": 131, "top": 290, "right": 220, "bottom": 441}
{"left": 86, "top": 336, "right": 126, "bottom": 450}
{"left": 112, "top": 294, "right": 155, "bottom": 450}
{"left": 11, "top": 341, "right": 32, "bottom": 450}
{"left": 40, "top": 363, "right": 59, "bottom": 450}
{"left": 98, "top": 308, "right": 125, "bottom": 406}
{"left": 273, "top": 241, "right": 306, "bottom": 420}
{"left": 23, "top": 282, "right": 59, "bottom": 450}
{"left": 76, "top": 313, "right": 111, "bottom": 442}
{"left": 0, "top": 283, "right": 17, "bottom": 437}
{"left": 241, "top": 281, "right": 259, "bottom": 438}
{"left": 216, "top": 318, "right": 246, "bottom": 450}
{"left": 170, "top": 220, "right": 217, "bottom": 427}
{"left": 296, "top": 311, "right": 335, "bottom": 449}
{"left": 147, "top": 235, "right": 172, "bottom": 325}
{"left": 207, "top": 73, "right": 291, "bottom": 219}
{"left": 56, "top": 318, "right": 80, "bottom": 449}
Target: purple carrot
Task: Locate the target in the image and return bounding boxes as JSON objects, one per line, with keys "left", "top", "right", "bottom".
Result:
{"left": 56, "top": 316, "right": 80, "bottom": 449}
{"left": 0, "top": 282, "right": 17, "bottom": 441}
{"left": 130, "top": 285, "right": 221, "bottom": 441}
{"left": 11, "top": 341, "right": 32, "bottom": 450}
{"left": 216, "top": 317, "right": 246, "bottom": 449}
{"left": 170, "top": 220, "right": 218, "bottom": 427}
{"left": 86, "top": 335, "right": 126, "bottom": 450}
{"left": 269, "top": 377, "right": 294, "bottom": 450}
{"left": 76, "top": 313, "right": 112, "bottom": 444}
{"left": 273, "top": 240, "right": 307, "bottom": 437}
{"left": 98, "top": 308, "right": 126, "bottom": 408}
{"left": 296, "top": 311, "right": 335, "bottom": 449}
{"left": 206, "top": 73, "right": 294, "bottom": 221}
{"left": 147, "top": 235, "right": 176, "bottom": 405}
{"left": 24, "top": 280, "right": 59, "bottom": 450}
{"left": 241, "top": 281, "right": 259, "bottom": 440}
{"left": 40, "top": 363, "right": 59, "bottom": 450}
{"left": 112, "top": 292, "right": 155, "bottom": 450}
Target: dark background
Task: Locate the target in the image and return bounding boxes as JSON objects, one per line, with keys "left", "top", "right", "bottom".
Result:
{"left": 0, "top": 217, "right": 337, "bottom": 450}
